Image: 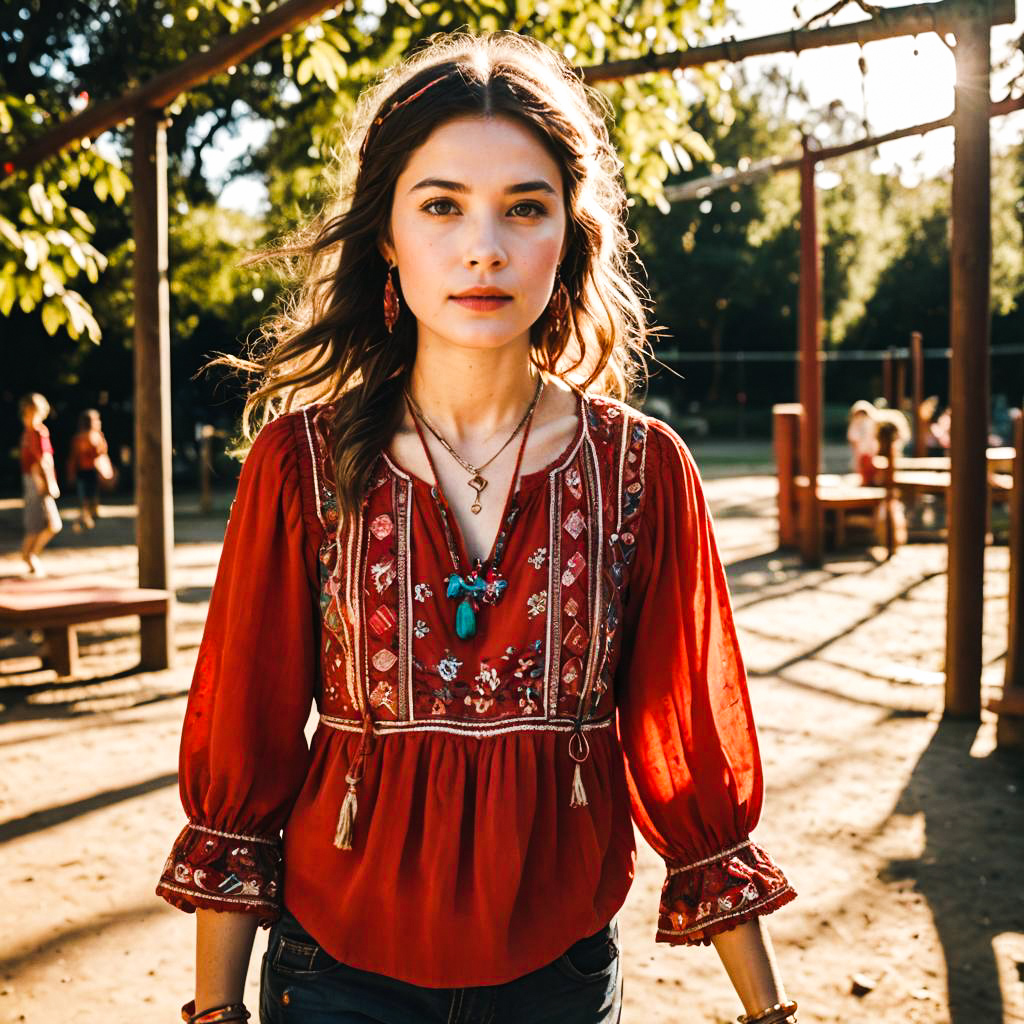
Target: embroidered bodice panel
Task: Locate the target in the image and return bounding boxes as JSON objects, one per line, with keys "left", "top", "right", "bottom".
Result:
{"left": 305, "top": 395, "right": 649, "bottom": 735}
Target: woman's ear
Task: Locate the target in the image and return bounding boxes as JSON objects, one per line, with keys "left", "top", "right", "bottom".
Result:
{"left": 378, "top": 234, "right": 395, "bottom": 267}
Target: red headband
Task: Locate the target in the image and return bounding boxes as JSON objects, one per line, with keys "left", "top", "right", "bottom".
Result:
{"left": 358, "top": 72, "right": 453, "bottom": 165}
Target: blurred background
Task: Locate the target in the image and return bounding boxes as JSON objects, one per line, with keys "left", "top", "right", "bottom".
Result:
{"left": 3, "top": 0, "right": 1022, "bottom": 491}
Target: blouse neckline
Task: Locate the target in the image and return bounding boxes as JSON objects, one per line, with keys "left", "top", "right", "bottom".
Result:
{"left": 383, "top": 386, "right": 587, "bottom": 497}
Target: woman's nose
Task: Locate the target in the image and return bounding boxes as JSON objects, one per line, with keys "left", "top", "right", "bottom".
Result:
{"left": 462, "top": 218, "right": 508, "bottom": 269}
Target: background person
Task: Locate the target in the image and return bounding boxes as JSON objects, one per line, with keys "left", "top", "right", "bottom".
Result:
{"left": 66, "top": 408, "right": 112, "bottom": 532}
{"left": 18, "top": 392, "right": 62, "bottom": 575}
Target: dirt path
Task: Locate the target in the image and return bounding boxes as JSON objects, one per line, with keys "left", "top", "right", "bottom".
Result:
{"left": 1, "top": 479, "right": 1021, "bottom": 1023}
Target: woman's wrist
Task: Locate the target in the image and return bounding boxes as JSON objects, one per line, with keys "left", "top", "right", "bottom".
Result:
{"left": 181, "top": 1000, "right": 250, "bottom": 1023}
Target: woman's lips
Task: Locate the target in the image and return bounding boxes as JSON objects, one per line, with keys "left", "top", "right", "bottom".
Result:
{"left": 450, "top": 296, "right": 513, "bottom": 312}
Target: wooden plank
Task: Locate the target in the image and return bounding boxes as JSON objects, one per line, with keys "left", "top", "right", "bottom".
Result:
{"left": 133, "top": 109, "right": 175, "bottom": 672}
{"left": 944, "top": 10, "right": 992, "bottom": 720}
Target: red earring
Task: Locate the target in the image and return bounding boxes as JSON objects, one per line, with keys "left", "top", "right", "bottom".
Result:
{"left": 383, "top": 265, "right": 400, "bottom": 333}
{"left": 547, "top": 272, "right": 569, "bottom": 336}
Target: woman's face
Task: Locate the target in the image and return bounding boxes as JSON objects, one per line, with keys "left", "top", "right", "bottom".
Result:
{"left": 383, "top": 114, "right": 568, "bottom": 353}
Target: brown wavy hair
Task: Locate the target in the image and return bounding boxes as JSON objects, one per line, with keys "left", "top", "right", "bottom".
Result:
{"left": 227, "top": 31, "right": 653, "bottom": 521}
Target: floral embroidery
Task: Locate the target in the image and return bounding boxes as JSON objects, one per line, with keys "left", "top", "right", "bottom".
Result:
{"left": 437, "top": 652, "right": 463, "bottom": 683}
{"left": 432, "top": 682, "right": 456, "bottom": 715}
{"left": 369, "top": 681, "right": 396, "bottom": 714}
{"left": 517, "top": 681, "right": 541, "bottom": 714}
{"left": 476, "top": 663, "right": 500, "bottom": 691}
{"left": 563, "top": 508, "right": 586, "bottom": 539}
{"left": 513, "top": 639, "right": 544, "bottom": 685}
{"left": 414, "top": 582, "right": 434, "bottom": 603}
{"left": 528, "top": 547, "right": 547, "bottom": 569}
{"left": 561, "top": 552, "right": 586, "bottom": 588}
{"left": 414, "top": 619, "right": 430, "bottom": 639}
{"left": 370, "top": 514, "right": 394, "bottom": 540}
{"left": 370, "top": 558, "right": 396, "bottom": 593}
{"left": 527, "top": 591, "right": 547, "bottom": 619}
{"left": 566, "top": 466, "right": 583, "bottom": 499}
{"left": 372, "top": 649, "right": 398, "bottom": 673}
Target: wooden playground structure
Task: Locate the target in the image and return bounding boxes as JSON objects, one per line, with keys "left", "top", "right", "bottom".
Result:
{"left": 4, "top": 0, "right": 1022, "bottom": 743}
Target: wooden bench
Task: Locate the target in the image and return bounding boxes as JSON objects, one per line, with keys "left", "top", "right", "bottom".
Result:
{"left": 0, "top": 578, "right": 172, "bottom": 677}
{"left": 793, "top": 476, "right": 888, "bottom": 550}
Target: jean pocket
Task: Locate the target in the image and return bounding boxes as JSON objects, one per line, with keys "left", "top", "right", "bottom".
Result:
{"left": 269, "top": 932, "right": 343, "bottom": 979}
{"left": 554, "top": 921, "right": 619, "bottom": 984}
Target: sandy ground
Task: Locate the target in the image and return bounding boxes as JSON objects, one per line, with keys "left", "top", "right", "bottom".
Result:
{"left": 0, "top": 473, "right": 1022, "bottom": 1024}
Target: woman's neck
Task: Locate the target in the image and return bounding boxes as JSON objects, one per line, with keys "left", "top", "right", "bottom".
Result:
{"left": 407, "top": 336, "right": 540, "bottom": 445}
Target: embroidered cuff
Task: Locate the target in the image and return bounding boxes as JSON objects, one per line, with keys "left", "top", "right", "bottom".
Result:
{"left": 156, "top": 821, "right": 283, "bottom": 926}
{"left": 655, "top": 839, "right": 796, "bottom": 946}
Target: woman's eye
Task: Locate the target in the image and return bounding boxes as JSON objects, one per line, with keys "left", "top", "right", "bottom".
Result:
{"left": 422, "top": 198, "right": 458, "bottom": 216}
{"left": 509, "top": 201, "right": 546, "bottom": 218}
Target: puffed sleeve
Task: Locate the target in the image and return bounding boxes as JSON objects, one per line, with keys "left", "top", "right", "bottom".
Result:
{"left": 616, "top": 419, "right": 795, "bottom": 946}
{"left": 156, "top": 417, "right": 318, "bottom": 925}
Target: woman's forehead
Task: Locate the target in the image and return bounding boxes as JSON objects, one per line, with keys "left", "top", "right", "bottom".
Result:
{"left": 398, "top": 115, "right": 561, "bottom": 189}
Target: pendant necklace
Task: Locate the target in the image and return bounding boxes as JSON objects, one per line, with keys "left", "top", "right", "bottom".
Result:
{"left": 405, "top": 374, "right": 544, "bottom": 515}
{"left": 405, "top": 377, "right": 545, "bottom": 640}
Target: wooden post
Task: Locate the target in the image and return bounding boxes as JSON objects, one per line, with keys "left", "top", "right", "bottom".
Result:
{"left": 798, "top": 139, "right": 823, "bottom": 566}
{"left": 944, "top": 9, "right": 991, "bottom": 720}
{"left": 773, "top": 404, "right": 803, "bottom": 548}
{"left": 911, "top": 331, "right": 926, "bottom": 455}
{"left": 991, "top": 410, "right": 1024, "bottom": 747}
{"left": 895, "top": 355, "right": 907, "bottom": 417}
{"left": 199, "top": 424, "right": 214, "bottom": 515}
{"left": 882, "top": 350, "right": 894, "bottom": 408}
{"left": 133, "top": 108, "right": 174, "bottom": 671}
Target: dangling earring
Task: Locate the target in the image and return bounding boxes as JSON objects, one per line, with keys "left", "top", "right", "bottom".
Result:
{"left": 547, "top": 270, "right": 569, "bottom": 336}
{"left": 383, "top": 264, "right": 400, "bottom": 334}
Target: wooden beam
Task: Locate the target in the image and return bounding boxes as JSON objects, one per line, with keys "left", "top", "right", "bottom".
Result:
{"left": 944, "top": 9, "right": 992, "bottom": 720}
{"left": 798, "top": 139, "right": 823, "bottom": 567}
{"left": 133, "top": 109, "right": 174, "bottom": 672}
{"left": 665, "top": 95, "right": 1024, "bottom": 203}
{"left": 3, "top": 0, "right": 338, "bottom": 173}
{"left": 582, "top": 0, "right": 1015, "bottom": 83}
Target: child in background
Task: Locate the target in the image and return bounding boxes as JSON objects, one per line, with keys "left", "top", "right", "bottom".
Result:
{"left": 19, "top": 393, "right": 62, "bottom": 575}
{"left": 67, "top": 408, "right": 111, "bottom": 532}
{"left": 847, "top": 400, "right": 879, "bottom": 485}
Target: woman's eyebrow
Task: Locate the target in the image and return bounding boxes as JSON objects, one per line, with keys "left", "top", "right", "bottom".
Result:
{"left": 409, "top": 178, "right": 558, "bottom": 195}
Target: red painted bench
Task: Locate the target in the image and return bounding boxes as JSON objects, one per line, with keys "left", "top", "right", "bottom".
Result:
{"left": 0, "top": 578, "right": 171, "bottom": 677}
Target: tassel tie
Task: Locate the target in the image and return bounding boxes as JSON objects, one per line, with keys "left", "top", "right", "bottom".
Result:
{"left": 333, "top": 712, "right": 376, "bottom": 851}
{"left": 568, "top": 728, "right": 590, "bottom": 808}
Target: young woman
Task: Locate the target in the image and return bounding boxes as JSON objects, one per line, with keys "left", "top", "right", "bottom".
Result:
{"left": 158, "top": 32, "right": 797, "bottom": 1024}
{"left": 18, "top": 392, "right": 62, "bottom": 575}
{"left": 66, "top": 408, "right": 112, "bottom": 531}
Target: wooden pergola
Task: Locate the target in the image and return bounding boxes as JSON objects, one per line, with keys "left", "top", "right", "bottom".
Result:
{"left": 3, "top": 0, "right": 1016, "bottom": 722}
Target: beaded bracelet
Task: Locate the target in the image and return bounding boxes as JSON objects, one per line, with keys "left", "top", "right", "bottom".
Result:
{"left": 180, "top": 999, "right": 251, "bottom": 1023}
{"left": 737, "top": 1000, "right": 798, "bottom": 1024}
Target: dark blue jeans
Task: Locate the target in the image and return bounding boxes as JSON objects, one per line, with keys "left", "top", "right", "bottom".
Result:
{"left": 260, "top": 907, "right": 622, "bottom": 1024}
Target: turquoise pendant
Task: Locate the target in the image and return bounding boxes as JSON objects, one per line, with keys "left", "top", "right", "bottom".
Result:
{"left": 455, "top": 598, "right": 477, "bottom": 640}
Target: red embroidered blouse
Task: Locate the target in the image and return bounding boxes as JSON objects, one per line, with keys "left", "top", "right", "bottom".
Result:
{"left": 157, "top": 391, "right": 794, "bottom": 988}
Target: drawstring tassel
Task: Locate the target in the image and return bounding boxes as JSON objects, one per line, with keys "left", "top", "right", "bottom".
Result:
{"left": 570, "top": 761, "right": 589, "bottom": 808}
{"left": 333, "top": 713, "right": 375, "bottom": 851}
{"left": 568, "top": 728, "right": 590, "bottom": 809}
{"left": 333, "top": 774, "right": 359, "bottom": 850}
